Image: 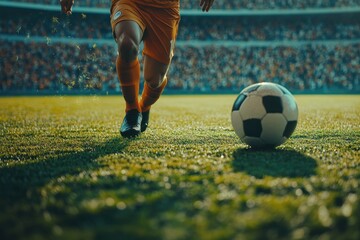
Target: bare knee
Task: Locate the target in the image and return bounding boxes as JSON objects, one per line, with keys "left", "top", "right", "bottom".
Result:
{"left": 144, "top": 73, "right": 166, "bottom": 89}
{"left": 116, "top": 34, "right": 139, "bottom": 62}
{"left": 143, "top": 56, "right": 169, "bottom": 88}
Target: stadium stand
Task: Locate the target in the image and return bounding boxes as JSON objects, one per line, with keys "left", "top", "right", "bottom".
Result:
{"left": 2, "top": 11, "right": 360, "bottom": 41}
{"left": 0, "top": 0, "right": 359, "bottom": 94}
{"left": 3, "top": 0, "right": 360, "bottom": 9}
{"left": 2, "top": 40, "right": 358, "bottom": 92}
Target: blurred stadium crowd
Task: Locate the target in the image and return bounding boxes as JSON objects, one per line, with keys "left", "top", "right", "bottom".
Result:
{"left": 0, "top": 1, "right": 360, "bottom": 93}
{"left": 2, "top": 40, "right": 358, "bottom": 92}
{"left": 2, "top": 14, "right": 360, "bottom": 41}
{"left": 4, "top": 0, "right": 360, "bottom": 9}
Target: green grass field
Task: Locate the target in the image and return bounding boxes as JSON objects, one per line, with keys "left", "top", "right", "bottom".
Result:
{"left": 0, "top": 95, "right": 359, "bottom": 240}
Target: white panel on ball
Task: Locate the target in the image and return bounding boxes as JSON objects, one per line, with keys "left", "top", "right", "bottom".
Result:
{"left": 282, "top": 94, "right": 298, "bottom": 121}
{"left": 231, "top": 110, "right": 245, "bottom": 138}
{"left": 239, "top": 95, "right": 266, "bottom": 120}
{"left": 261, "top": 114, "right": 287, "bottom": 145}
{"left": 256, "top": 83, "right": 283, "bottom": 96}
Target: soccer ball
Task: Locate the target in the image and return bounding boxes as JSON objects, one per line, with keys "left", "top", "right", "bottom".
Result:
{"left": 231, "top": 82, "right": 298, "bottom": 148}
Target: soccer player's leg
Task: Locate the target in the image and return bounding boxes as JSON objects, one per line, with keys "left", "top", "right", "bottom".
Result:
{"left": 139, "top": 7, "right": 180, "bottom": 132}
{"left": 139, "top": 57, "right": 169, "bottom": 132}
{"left": 114, "top": 21, "right": 143, "bottom": 138}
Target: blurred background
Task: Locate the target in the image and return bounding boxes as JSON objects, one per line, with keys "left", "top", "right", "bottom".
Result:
{"left": 0, "top": 0, "right": 359, "bottom": 95}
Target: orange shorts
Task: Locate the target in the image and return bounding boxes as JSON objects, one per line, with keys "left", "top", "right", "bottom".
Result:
{"left": 110, "top": 0, "right": 180, "bottom": 65}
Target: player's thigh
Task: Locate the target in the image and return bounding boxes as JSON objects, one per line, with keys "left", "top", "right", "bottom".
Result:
{"left": 110, "top": 0, "right": 145, "bottom": 59}
{"left": 143, "top": 56, "right": 169, "bottom": 88}
{"left": 142, "top": 7, "right": 180, "bottom": 65}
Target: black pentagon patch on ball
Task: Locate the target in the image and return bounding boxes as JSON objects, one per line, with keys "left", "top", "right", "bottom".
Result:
{"left": 283, "top": 121, "right": 297, "bottom": 138}
{"left": 243, "top": 119, "right": 262, "bottom": 137}
{"left": 263, "top": 96, "right": 283, "bottom": 113}
{"left": 232, "top": 94, "right": 246, "bottom": 111}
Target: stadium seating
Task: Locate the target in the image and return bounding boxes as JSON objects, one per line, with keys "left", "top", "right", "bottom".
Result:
{"left": 1, "top": 40, "right": 358, "bottom": 92}
{"left": 0, "top": 1, "right": 359, "bottom": 93}
{"left": 2, "top": 12, "right": 360, "bottom": 41}
{"left": 3, "top": 0, "right": 360, "bottom": 9}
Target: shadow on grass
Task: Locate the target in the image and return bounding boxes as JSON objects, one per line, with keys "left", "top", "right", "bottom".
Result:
{"left": 0, "top": 137, "right": 128, "bottom": 200}
{"left": 232, "top": 148, "right": 318, "bottom": 178}
{"left": 0, "top": 136, "right": 181, "bottom": 240}
{"left": 0, "top": 137, "right": 145, "bottom": 239}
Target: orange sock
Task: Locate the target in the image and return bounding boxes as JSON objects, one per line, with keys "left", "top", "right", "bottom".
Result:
{"left": 116, "top": 56, "right": 141, "bottom": 112}
{"left": 140, "top": 77, "right": 167, "bottom": 112}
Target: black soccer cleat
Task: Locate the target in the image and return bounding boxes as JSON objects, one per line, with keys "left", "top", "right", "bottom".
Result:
{"left": 141, "top": 110, "right": 150, "bottom": 132}
{"left": 120, "top": 109, "right": 142, "bottom": 138}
